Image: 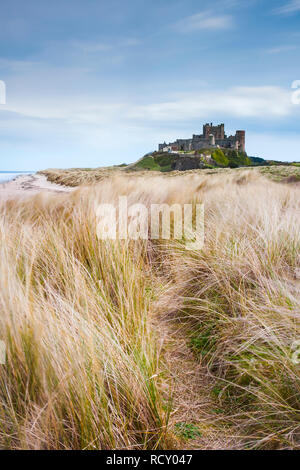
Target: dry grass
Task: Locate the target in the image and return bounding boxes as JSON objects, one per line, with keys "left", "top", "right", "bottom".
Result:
{"left": 0, "top": 170, "right": 299, "bottom": 449}
{"left": 0, "top": 188, "right": 174, "bottom": 449}
{"left": 38, "top": 167, "right": 123, "bottom": 187}
{"left": 157, "top": 173, "right": 300, "bottom": 449}
{"left": 39, "top": 164, "right": 300, "bottom": 188}
{"left": 259, "top": 165, "right": 300, "bottom": 182}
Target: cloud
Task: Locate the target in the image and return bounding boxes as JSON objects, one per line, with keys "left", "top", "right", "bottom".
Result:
{"left": 71, "top": 38, "right": 141, "bottom": 53}
{"left": 0, "top": 80, "right": 298, "bottom": 168}
{"left": 273, "top": 0, "right": 300, "bottom": 14}
{"left": 173, "top": 11, "right": 233, "bottom": 33}
{"left": 0, "top": 55, "right": 297, "bottom": 167}
{"left": 2, "top": 86, "right": 293, "bottom": 125}
{"left": 0, "top": 57, "right": 294, "bottom": 124}
{"left": 126, "top": 87, "right": 294, "bottom": 121}
{"left": 264, "top": 45, "right": 297, "bottom": 54}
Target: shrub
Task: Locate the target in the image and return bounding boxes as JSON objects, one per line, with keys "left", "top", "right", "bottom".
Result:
{"left": 212, "top": 149, "right": 229, "bottom": 167}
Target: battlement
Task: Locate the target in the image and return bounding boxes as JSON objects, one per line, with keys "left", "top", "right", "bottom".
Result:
{"left": 203, "top": 123, "right": 225, "bottom": 140}
{"left": 158, "top": 123, "right": 246, "bottom": 153}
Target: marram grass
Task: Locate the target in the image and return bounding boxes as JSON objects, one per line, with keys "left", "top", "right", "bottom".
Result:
{"left": 0, "top": 170, "right": 299, "bottom": 449}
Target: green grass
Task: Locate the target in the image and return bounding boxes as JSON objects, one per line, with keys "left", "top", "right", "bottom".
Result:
{"left": 174, "top": 423, "right": 202, "bottom": 440}
{"left": 134, "top": 156, "right": 161, "bottom": 171}
{"left": 259, "top": 165, "right": 300, "bottom": 181}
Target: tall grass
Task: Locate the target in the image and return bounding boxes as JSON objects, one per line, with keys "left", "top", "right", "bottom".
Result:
{"left": 158, "top": 174, "right": 300, "bottom": 449}
{"left": 40, "top": 164, "right": 300, "bottom": 188}
{"left": 0, "top": 189, "right": 174, "bottom": 449}
{"left": 0, "top": 171, "right": 299, "bottom": 449}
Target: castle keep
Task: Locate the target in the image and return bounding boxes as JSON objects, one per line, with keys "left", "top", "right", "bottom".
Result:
{"left": 159, "top": 123, "right": 246, "bottom": 153}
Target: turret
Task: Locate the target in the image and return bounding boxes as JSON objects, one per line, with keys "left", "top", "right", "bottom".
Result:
{"left": 235, "top": 131, "right": 245, "bottom": 152}
{"left": 209, "top": 134, "right": 215, "bottom": 146}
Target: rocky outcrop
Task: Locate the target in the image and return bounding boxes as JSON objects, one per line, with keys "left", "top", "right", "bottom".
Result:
{"left": 171, "top": 156, "right": 206, "bottom": 171}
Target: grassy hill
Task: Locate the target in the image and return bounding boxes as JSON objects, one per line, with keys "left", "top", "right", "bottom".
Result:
{"left": 39, "top": 151, "right": 300, "bottom": 187}
{"left": 129, "top": 152, "right": 175, "bottom": 172}
{"left": 130, "top": 149, "right": 254, "bottom": 172}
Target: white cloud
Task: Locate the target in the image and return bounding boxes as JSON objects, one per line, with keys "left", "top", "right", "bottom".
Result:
{"left": 71, "top": 38, "right": 141, "bottom": 53}
{"left": 264, "top": 45, "right": 297, "bottom": 54}
{"left": 173, "top": 11, "right": 233, "bottom": 33}
{"left": 0, "top": 57, "right": 295, "bottom": 124}
{"left": 126, "top": 87, "right": 294, "bottom": 121}
{"left": 1, "top": 77, "right": 298, "bottom": 168}
{"left": 2, "top": 86, "right": 293, "bottom": 125}
{"left": 1, "top": 55, "right": 298, "bottom": 167}
{"left": 273, "top": 0, "right": 300, "bottom": 14}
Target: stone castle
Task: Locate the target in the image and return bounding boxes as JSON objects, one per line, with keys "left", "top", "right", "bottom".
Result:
{"left": 158, "top": 123, "right": 246, "bottom": 153}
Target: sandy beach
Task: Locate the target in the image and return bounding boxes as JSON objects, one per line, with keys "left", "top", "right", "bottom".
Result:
{"left": 0, "top": 173, "right": 74, "bottom": 200}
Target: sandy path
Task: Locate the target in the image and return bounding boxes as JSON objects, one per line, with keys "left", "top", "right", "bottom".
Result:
{"left": 0, "top": 174, "right": 75, "bottom": 200}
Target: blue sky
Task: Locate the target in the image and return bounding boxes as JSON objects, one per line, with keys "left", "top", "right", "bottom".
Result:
{"left": 0, "top": 0, "right": 300, "bottom": 170}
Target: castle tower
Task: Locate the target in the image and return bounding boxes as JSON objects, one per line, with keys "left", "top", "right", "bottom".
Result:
{"left": 209, "top": 134, "right": 215, "bottom": 146}
{"left": 235, "top": 130, "right": 245, "bottom": 152}
{"left": 203, "top": 123, "right": 225, "bottom": 140}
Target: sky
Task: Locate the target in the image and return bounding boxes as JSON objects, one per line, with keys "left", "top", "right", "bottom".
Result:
{"left": 0, "top": 0, "right": 300, "bottom": 170}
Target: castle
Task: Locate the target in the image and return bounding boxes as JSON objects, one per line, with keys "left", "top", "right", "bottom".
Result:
{"left": 158, "top": 123, "right": 246, "bottom": 153}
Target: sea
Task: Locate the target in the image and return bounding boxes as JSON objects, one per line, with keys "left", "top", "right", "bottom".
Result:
{"left": 0, "top": 171, "right": 34, "bottom": 184}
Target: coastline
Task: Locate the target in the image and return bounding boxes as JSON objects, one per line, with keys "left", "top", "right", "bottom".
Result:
{"left": 0, "top": 173, "right": 75, "bottom": 200}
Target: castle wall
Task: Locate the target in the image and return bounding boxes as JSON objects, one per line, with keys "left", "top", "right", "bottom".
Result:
{"left": 158, "top": 124, "right": 245, "bottom": 152}
{"left": 191, "top": 139, "right": 210, "bottom": 150}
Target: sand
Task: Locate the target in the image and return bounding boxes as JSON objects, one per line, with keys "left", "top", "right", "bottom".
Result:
{"left": 0, "top": 174, "right": 75, "bottom": 200}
